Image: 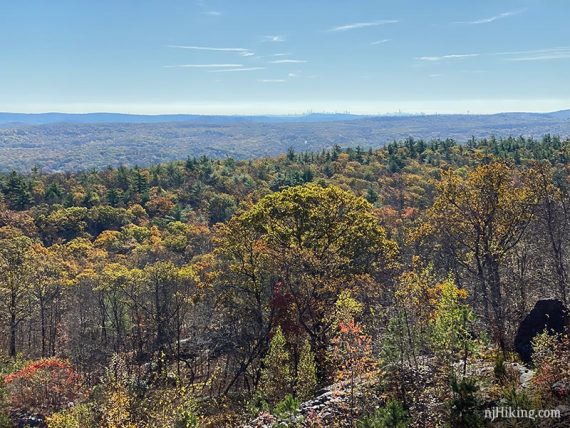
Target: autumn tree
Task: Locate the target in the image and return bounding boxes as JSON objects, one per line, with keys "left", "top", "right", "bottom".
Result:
{"left": 31, "top": 243, "right": 67, "bottom": 357}
{"left": 0, "top": 232, "right": 35, "bottom": 357}
{"left": 215, "top": 184, "right": 397, "bottom": 383}
{"left": 324, "top": 291, "right": 377, "bottom": 424}
{"left": 533, "top": 162, "right": 569, "bottom": 304}
{"left": 383, "top": 258, "right": 437, "bottom": 370}
{"left": 424, "top": 162, "right": 539, "bottom": 352}
{"left": 429, "top": 278, "right": 478, "bottom": 377}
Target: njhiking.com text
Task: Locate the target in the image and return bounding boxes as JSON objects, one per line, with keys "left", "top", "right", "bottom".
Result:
{"left": 485, "top": 406, "right": 561, "bottom": 422}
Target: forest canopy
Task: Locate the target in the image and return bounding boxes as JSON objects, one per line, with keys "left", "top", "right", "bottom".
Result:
{"left": 0, "top": 135, "right": 569, "bottom": 427}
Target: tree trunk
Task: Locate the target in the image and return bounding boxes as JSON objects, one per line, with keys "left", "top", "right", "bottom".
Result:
{"left": 40, "top": 298, "right": 46, "bottom": 357}
{"left": 486, "top": 258, "right": 506, "bottom": 354}
{"left": 9, "top": 288, "right": 18, "bottom": 357}
{"left": 10, "top": 311, "right": 17, "bottom": 358}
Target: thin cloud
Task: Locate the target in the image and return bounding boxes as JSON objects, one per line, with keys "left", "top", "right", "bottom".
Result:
{"left": 269, "top": 59, "right": 308, "bottom": 64}
{"left": 328, "top": 20, "right": 398, "bottom": 32}
{"left": 263, "top": 35, "right": 286, "bottom": 42}
{"left": 167, "top": 45, "right": 249, "bottom": 53}
{"left": 416, "top": 47, "right": 570, "bottom": 63}
{"left": 240, "top": 52, "right": 255, "bottom": 57}
{"left": 505, "top": 52, "right": 570, "bottom": 61}
{"left": 417, "top": 53, "right": 480, "bottom": 61}
{"left": 498, "top": 47, "right": 570, "bottom": 61}
{"left": 209, "top": 67, "right": 265, "bottom": 73}
{"left": 493, "top": 48, "right": 562, "bottom": 56}
{"left": 272, "top": 53, "right": 291, "bottom": 57}
{"left": 260, "top": 79, "right": 287, "bottom": 83}
{"left": 371, "top": 39, "right": 391, "bottom": 45}
{"left": 456, "top": 9, "right": 527, "bottom": 25}
{"left": 203, "top": 11, "right": 222, "bottom": 16}
{"left": 163, "top": 64, "right": 243, "bottom": 68}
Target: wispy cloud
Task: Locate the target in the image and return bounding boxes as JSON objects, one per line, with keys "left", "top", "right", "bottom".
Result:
{"left": 269, "top": 59, "right": 308, "bottom": 64}
{"left": 203, "top": 10, "right": 222, "bottom": 16}
{"left": 167, "top": 45, "right": 249, "bottom": 53}
{"left": 416, "top": 47, "right": 570, "bottom": 64}
{"left": 499, "top": 47, "right": 570, "bottom": 61}
{"left": 263, "top": 35, "right": 286, "bottom": 42}
{"left": 328, "top": 20, "right": 398, "bottom": 32}
{"left": 272, "top": 53, "right": 291, "bottom": 57}
{"left": 417, "top": 53, "right": 480, "bottom": 61}
{"left": 240, "top": 51, "right": 255, "bottom": 57}
{"left": 505, "top": 53, "right": 570, "bottom": 61}
{"left": 209, "top": 67, "right": 265, "bottom": 73}
{"left": 371, "top": 39, "right": 391, "bottom": 45}
{"left": 456, "top": 9, "right": 527, "bottom": 25}
{"left": 163, "top": 64, "right": 243, "bottom": 68}
{"left": 260, "top": 79, "right": 287, "bottom": 83}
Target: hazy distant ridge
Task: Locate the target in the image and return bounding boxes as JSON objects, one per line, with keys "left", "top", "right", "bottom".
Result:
{"left": 0, "top": 110, "right": 569, "bottom": 171}
{"left": 1, "top": 110, "right": 568, "bottom": 126}
{"left": 0, "top": 112, "right": 367, "bottom": 125}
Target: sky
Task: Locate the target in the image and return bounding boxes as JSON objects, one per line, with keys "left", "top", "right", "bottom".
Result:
{"left": 1, "top": 0, "right": 570, "bottom": 115}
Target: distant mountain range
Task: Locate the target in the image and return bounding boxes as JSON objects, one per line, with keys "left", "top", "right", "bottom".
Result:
{"left": 0, "top": 112, "right": 368, "bottom": 126}
{"left": 2, "top": 110, "right": 567, "bottom": 126}
{"left": 0, "top": 110, "right": 569, "bottom": 171}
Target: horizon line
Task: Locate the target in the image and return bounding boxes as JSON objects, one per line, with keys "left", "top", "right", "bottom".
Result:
{"left": 0, "top": 108, "right": 569, "bottom": 117}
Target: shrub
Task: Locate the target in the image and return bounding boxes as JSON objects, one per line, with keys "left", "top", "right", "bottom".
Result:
{"left": 46, "top": 403, "right": 94, "bottom": 428}
{"left": 273, "top": 394, "right": 301, "bottom": 420}
{"left": 450, "top": 377, "right": 483, "bottom": 428}
{"left": 493, "top": 353, "right": 507, "bottom": 383}
{"left": 3, "top": 358, "right": 83, "bottom": 417}
{"left": 99, "top": 383, "right": 136, "bottom": 428}
{"left": 0, "top": 378, "right": 10, "bottom": 428}
{"left": 357, "top": 399, "right": 409, "bottom": 428}
{"left": 531, "top": 332, "right": 570, "bottom": 403}
{"left": 245, "top": 391, "right": 270, "bottom": 417}
{"left": 141, "top": 384, "right": 199, "bottom": 428}
{"left": 502, "top": 387, "right": 534, "bottom": 411}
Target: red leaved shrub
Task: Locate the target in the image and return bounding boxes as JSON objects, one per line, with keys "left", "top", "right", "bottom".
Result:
{"left": 4, "top": 358, "right": 83, "bottom": 417}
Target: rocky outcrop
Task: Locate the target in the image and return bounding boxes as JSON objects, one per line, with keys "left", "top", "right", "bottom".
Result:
{"left": 514, "top": 299, "right": 569, "bottom": 363}
{"left": 243, "top": 380, "right": 370, "bottom": 428}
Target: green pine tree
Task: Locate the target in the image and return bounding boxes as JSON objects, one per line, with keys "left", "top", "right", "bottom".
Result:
{"left": 260, "top": 326, "right": 292, "bottom": 404}
{"left": 3, "top": 171, "right": 32, "bottom": 210}
{"left": 295, "top": 338, "right": 318, "bottom": 401}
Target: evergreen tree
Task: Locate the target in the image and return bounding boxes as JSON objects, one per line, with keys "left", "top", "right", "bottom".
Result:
{"left": 107, "top": 188, "right": 121, "bottom": 207}
{"left": 366, "top": 187, "right": 379, "bottom": 205}
{"left": 287, "top": 147, "right": 296, "bottom": 161}
{"left": 260, "top": 326, "right": 292, "bottom": 404}
{"left": 132, "top": 167, "right": 149, "bottom": 195}
{"left": 295, "top": 338, "right": 317, "bottom": 401}
{"left": 3, "top": 171, "right": 32, "bottom": 210}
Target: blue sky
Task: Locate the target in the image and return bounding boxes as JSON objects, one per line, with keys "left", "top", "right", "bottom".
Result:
{"left": 1, "top": 0, "right": 569, "bottom": 114}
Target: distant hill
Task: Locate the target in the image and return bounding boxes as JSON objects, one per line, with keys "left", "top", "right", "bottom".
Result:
{"left": 0, "top": 110, "right": 568, "bottom": 126}
{"left": 0, "top": 112, "right": 366, "bottom": 126}
{"left": 0, "top": 110, "right": 569, "bottom": 171}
